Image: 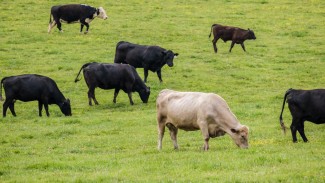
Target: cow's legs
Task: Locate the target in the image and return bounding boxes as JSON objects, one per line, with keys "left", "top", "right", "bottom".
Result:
{"left": 48, "top": 21, "right": 57, "bottom": 33}
{"left": 297, "top": 121, "right": 308, "bottom": 142}
{"left": 198, "top": 121, "right": 210, "bottom": 150}
{"left": 8, "top": 101, "right": 16, "bottom": 117}
{"left": 3, "top": 98, "right": 13, "bottom": 117}
{"left": 113, "top": 89, "right": 120, "bottom": 103}
{"left": 127, "top": 92, "right": 134, "bottom": 105}
{"left": 144, "top": 69, "right": 149, "bottom": 83}
{"left": 212, "top": 37, "right": 219, "bottom": 53}
{"left": 88, "top": 87, "right": 99, "bottom": 106}
{"left": 38, "top": 101, "right": 43, "bottom": 117}
{"left": 229, "top": 41, "right": 236, "bottom": 52}
{"left": 290, "top": 121, "right": 298, "bottom": 143}
{"left": 43, "top": 99, "right": 50, "bottom": 117}
{"left": 80, "top": 24, "right": 84, "bottom": 33}
{"left": 240, "top": 43, "right": 246, "bottom": 52}
{"left": 157, "top": 69, "right": 163, "bottom": 82}
{"left": 157, "top": 116, "right": 166, "bottom": 150}
{"left": 166, "top": 123, "right": 178, "bottom": 150}
{"left": 80, "top": 20, "right": 90, "bottom": 34}
{"left": 54, "top": 18, "right": 63, "bottom": 32}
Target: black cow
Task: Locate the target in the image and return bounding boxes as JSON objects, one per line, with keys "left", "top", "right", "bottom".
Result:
{"left": 279, "top": 88, "right": 325, "bottom": 142}
{"left": 114, "top": 41, "right": 179, "bottom": 82}
{"left": 209, "top": 24, "right": 256, "bottom": 53}
{"left": 74, "top": 62, "right": 150, "bottom": 105}
{"left": 48, "top": 4, "right": 108, "bottom": 34}
{"left": 0, "top": 74, "right": 71, "bottom": 117}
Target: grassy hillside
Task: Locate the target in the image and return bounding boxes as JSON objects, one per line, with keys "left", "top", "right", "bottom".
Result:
{"left": 0, "top": 0, "right": 324, "bottom": 182}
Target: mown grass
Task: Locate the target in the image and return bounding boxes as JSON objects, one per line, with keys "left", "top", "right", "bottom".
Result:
{"left": 0, "top": 0, "right": 325, "bottom": 182}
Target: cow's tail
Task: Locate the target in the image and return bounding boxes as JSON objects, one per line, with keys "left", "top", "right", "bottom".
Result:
{"left": 208, "top": 24, "right": 217, "bottom": 39}
{"left": 74, "top": 63, "right": 93, "bottom": 83}
{"left": 279, "top": 88, "right": 292, "bottom": 134}
{"left": 0, "top": 77, "right": 7, "bottom": 101}
{"left": 49, "top": 12, "right": 52, "bottom": 24}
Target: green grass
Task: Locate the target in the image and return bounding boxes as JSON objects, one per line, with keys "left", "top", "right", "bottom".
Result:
{"left": 0, "top": 0, "right": 325, "bottom": 182}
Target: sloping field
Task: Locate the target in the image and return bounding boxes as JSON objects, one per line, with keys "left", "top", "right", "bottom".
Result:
{"left": 0, "top": 0, "right": 324, "bottom": 182}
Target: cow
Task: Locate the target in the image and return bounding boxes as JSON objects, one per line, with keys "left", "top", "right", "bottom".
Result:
{"left": 156, "top": 89, "right": 249, "bottom": 151}
{"left": 279, "top": 88, "right": 325, "bottom": 143}
{"left": 48, "top": 4, "right": 108, "bottom": 34}
{"left": 74, "top": 62, "right": 150, "bottom": 106}
{"left": 114, "top": 41, "right": 179, "bottom": 83}
{"left": 0, "top": 74, "right": 71, "bottom": 117}
{"left": 208, "top": 24, "right": 256, "bottom": 53}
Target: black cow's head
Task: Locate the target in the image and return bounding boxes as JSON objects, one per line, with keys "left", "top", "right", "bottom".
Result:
{"left": 59, "top": 99, "right": 72, "bottom": 116}
{"left": 163, "top": 50, "right": 179, "bottom": 67}
{"left": 139, "top": 87, "right": 150, "bottom": 103}
{"left": 247, "top": 29, "right": 256, "bottom": 40}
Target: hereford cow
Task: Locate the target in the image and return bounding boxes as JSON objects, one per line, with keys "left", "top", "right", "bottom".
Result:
{"left": 48, "top": 4, "right": 108, "bottom": 34}
{"left": 209, "top": 24, "right": 256, "bottom": 53}
{"left": 74, "top": 62, "right": 150, "bottom": 105}
{"left": 156, "top": 89, "right": 249, "bottom": 151}
{"left": 279, "top": 88, "right": 325, "bottom": 143}
{"left": 114, "top": 41, "right": 179, "bottom": 83}
{"left": 0, "top": 74, "right": 71, "bottom": 117}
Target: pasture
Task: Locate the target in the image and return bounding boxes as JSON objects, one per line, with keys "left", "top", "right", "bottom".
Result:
{"left": 0, "top": 0, "right": 324, "bottom": 182}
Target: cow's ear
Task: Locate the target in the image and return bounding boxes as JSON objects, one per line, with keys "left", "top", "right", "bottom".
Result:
{"left": 231, "top": 129, "right": 239, "bottom": 134}
{"left": 174, "top": 53, "right": 179, "bottom": 56}
{"left": 162, "top": 51, "right": 167, "bottom": 55}
{"left": 96, "top": 9, "right": 100, "bottom": 15}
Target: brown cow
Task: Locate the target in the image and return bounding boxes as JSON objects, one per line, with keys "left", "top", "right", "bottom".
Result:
{"left": 156, "top": 89, "right": 249, "bottom": 151}
{"left": 209, "top": 24, "right": 256, "bottom": 53}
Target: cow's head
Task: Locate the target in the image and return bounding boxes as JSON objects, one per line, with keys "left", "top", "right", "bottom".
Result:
{"left": 97, "top": 7, "right": 108, "bottom": 20}
{"left": 139, "top": 87, "right": 150, "bottom": 103}
{"left": 59, "top": 99, "right": 72, "bottom": 116}
{"left": 247, "top": 29, "right": 256, "bottom": 40}
{"left": 163, "top": 50, "right": 179, "bottom": 67}
{"left": 230, "top": 125, "right": 249, "bottom": 149}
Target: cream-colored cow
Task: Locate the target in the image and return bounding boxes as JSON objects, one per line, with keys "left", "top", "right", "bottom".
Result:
{"left": 156, "top": 89, "right": 249, "bottom": 151}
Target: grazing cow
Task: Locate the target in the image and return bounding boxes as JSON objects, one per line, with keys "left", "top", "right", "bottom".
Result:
{"left": 114, "top": 41, "right": 179, "bottom": 83}
{"left": 156, "top": 89, "right": 249, "bottom": 151}
{"left": 279, "top": 88, "right": 325, "bottom": 143}
{"left": 74, "top": 62, "right": 150, "bottom": 106}
{"left": 208, "top": 24, "right": 256, "bottom": 53}
{"left": 48, "top": 4, "right": 108, "bottom": 34}
{"left": 0, "top": 74, "right": 71, "bottom": 117}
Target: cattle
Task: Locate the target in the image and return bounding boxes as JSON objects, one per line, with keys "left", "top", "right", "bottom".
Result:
{"left": 0, "top": 74, "right": 71, "bottom": 117}
{"left": 114, "top": 41, "right": 179, "bottom": 83}
{"left": 74, "top": 62, "right": 150, "bottom": 106}
{"left": 208, "top": 24, "right": 256, "bottom": 53}
{"left": 48, "top": 4, "right": 108, "bottom": 34}
{"left": 279, "top": 88, "right": 325, "bottom": 143}
{"left": 156, "top": 89, "right": 249, "bottom": 151}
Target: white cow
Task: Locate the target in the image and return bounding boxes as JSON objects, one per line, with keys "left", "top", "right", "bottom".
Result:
{"left": 156, "top": 89, "right": 249, "bottom": 151}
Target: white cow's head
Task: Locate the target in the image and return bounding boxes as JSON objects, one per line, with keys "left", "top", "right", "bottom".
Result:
{"left": 97, "top": 7, "right": 108, "bottom": 20}
{"left": 230, "top": 125, "right": 249, "bottom": 149}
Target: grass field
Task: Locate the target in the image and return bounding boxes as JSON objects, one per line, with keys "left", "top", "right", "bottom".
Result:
{"left": 0, "top": 0, "right": 324, "bottom": 182}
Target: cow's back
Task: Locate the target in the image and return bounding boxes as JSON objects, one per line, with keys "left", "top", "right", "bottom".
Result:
{"left": 288, "top": 89, "right": 325, "bottom": 120}
{"left": 83, "top": 63, "right": 137, "bottom": 90}
{"left": 3, "top": 75, "right": 57, "bottom": 101}
{"left": 157, "top": 90, "right": 229, "bottom": 130}
{"left": 115, "top": 41, "right": 165, "bottom": 68}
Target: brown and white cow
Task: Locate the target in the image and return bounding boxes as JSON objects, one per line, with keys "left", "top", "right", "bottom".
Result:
{"left": 156, "top": 89, "right": 249, "bottom": 151}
